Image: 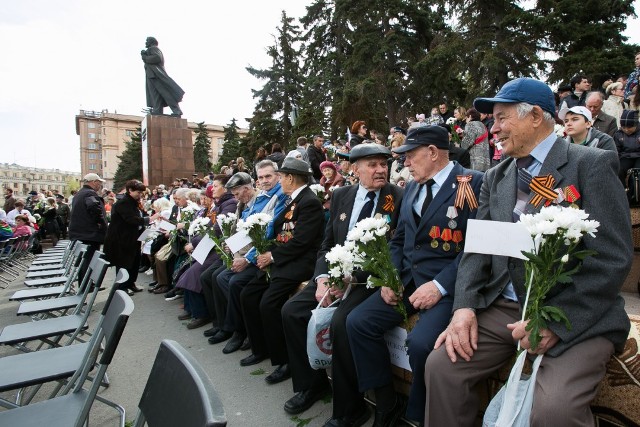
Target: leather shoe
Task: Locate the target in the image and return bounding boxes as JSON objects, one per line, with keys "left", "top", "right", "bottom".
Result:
{"left": 186, "top": 317, "right": 210, "bottom": 330}
{"left": 222, "top": 332, "right": 246, "bottom": 354}
{"left": 208, "top": 330, "right": 232, "bottom": 344}
{"left": 152, "top": 285, "right": 170, "bottom": 294}
{"left": 284, "top": 384, "right": 331, "bottom": 415}
{"left": 203, "top": 327, "right": 219, "bottom": 337}
{"left": 129, "top": 283, "right": 143, "bottom": 293}
{"left": 178, "top": 311, "right": 191, "bottom": 321}
{"left": 240, "top": 353, "right": 266, "bottom": 367}
{"left": 240, "top": 337, "right": 251, "bottom": 351}
{"left": 265, "top": 364, "right": 291, "bottom": 385}
{"left": 323, "top": 404, "right": 370, "bottom": 427}
{"left": 372, "top": 395, "right": 405, "bottom": 427}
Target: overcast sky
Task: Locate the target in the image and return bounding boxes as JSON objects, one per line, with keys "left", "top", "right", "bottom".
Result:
{"left": 1, "top": 0, "right": 639, "bottom": 173}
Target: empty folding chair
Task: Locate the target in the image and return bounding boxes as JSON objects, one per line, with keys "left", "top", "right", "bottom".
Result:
{"left": 23, "top": 245, "right": 88, "bottom": 288}
{"left": 0, "top": 270, "right": 129, "bottom": 408}
{"left": 0, "top": 288, "right": 134, "bottom": 427}
{"left": 0, "top": 258, "right": 110, "bottom": 352}
{"left": 132, "top": 340, "right": 227, "bottom": 427}
{"left": 0, "top": 237, "right": 20, "bottom": 282}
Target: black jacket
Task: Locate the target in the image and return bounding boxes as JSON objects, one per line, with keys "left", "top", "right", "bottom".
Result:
{"left": 103, "top": 193, "right": 150, "bottom": 270}
{"left": 307, "top": 145, "right": 326, "bottom": 181}
{"left": 68, "top": 185, "right": 108, "bottom": 243}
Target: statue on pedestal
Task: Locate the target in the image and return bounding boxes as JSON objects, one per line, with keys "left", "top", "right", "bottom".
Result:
{"left": 141, "top": 37, "right": 185, "bottom": 117}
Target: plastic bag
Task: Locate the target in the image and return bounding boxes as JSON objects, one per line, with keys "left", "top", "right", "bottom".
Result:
{"left": 483, "top": 352, "right": 543, "bottom": 427}
{"left": 307, "top": 290, "right": 340, "bottom": 370}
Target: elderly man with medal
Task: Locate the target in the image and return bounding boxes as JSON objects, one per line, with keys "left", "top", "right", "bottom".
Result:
{"left": 346, "top": 125, "right": 483, "bottom": 426}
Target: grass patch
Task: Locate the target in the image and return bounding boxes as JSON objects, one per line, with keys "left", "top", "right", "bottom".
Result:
{"left": 250, "top": 368, "right": 265, "bottom": 375}
{"left": 291, "top": 415, "right": 313, "bottom": 426}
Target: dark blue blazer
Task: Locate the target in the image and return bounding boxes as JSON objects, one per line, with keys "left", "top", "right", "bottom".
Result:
{"left": 390, "top": 162, "right": 483, "bottom": 296}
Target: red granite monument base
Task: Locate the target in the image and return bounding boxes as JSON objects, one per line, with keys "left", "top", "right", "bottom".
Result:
{"left": 141, "top": 114, "right": 194, "bottom": 187}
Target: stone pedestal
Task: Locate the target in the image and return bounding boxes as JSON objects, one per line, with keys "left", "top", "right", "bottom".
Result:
{"left": 141, "top": 114, "right": 194, "bottom": 187}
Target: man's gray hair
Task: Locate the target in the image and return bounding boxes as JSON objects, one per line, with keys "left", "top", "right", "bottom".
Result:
{"left": 515, "top": 102, "right": 556, "bottom": 126}
{"left": 255, "top": 159, "right": 278, "bottom": 171}
{"left": 586, "top": 91, "right": 604, "bottom": 103}
{"left": 174, "top": 188, "right": 189, "bottom": 199}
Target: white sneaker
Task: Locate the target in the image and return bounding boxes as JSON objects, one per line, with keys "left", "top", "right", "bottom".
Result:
{"left": 145, "top": 269, "right": 154, "bottom": 276}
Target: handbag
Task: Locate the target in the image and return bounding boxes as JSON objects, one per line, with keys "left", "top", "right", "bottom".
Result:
{"left": 483, "top": 352, "right": 543, "bottom": 427}
{"left": 155, "top": 242, "right": 172, "bottom": 262}
{"left": 307, "top": 290, "right": 341, "bottom": 370}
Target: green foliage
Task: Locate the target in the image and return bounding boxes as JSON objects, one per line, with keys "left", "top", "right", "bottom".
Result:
{"left": 216, "top": 118, "right": 246, "bottom": 169}
{"left": 112, "top": 128, "right": 142, "bottom": 192}
{"left": 250, "top": 368, "right": 265, "bottom": 375}
{"left": 193, "top": 122, "right": 212, "bottom": 174}
{"left": 291, "top": 416, "right": 313, "bottom": 427}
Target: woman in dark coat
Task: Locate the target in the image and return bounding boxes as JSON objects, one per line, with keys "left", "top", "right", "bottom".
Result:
{"left": 176, "top": 174, "right": 237, "bottom": 329}
{"left": 104, "top": 180, "right": 160, "bottom": 295}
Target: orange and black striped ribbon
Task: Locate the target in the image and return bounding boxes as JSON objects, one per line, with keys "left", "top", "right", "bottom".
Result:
{"left": 529, "top": 175, "right": 557, "bottom": 207}
{"left": 454, "top": 175, "right": 479, "bottom": 210}
{"left": 382, "top": 194, "right": 394, "bottom": 212}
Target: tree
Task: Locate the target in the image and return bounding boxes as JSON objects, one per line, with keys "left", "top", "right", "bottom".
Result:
{"left": 112, "top": 128, "right": 142, "bottom": 192}
{"left": 246, "top": 11, "right": 303, "bottom": 153}
{"left": 193, "top": 122, "right": 212, "bottom": 174}
{"left": 64, "top": 176, "right": 80, "bottom": 196}
{"left": 216, "top": 118, "right": 245, "bottom": 169}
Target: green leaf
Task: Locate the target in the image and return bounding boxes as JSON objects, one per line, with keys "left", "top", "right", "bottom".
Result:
{"left": 291, "top": 416, "right": 313, "bottom": 427}
{"left": 572, "top": 250, "right": 598, "bottom": 260}
{"left": 250, "top": 368, "right": 265, "bottom": 375}
{"left": 555, "top": 274, "right": 573, "bottom": 284}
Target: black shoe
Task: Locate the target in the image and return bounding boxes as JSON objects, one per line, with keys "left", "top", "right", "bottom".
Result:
{"left": 203, "top": 327, "right": 219, "bottom": 337}
{"left": 138, "top": 266, "right": 149, "bottom": 273}
{"left": 324, "top": 405, "right": 370, "bottom": 427}
{"left": 129, "top": 283, "right": 143, "bottom": 293}
{"left": 147, "top": 281, "right": 158, "bottom": 292}
{"left": 222, "top": 332, "right": 246, "bottom": 354}
{"left": 284, "top": 384, "right": 331, "bottom": 415}
{"left": 265, "top": 364, "right": 291, "bottom": 385}
{"left": 208, "top": 330, "right": 232, "bottom": 345}
{"left": 186, "top": 317, "right": 210, "bottom": 330}
{"left": 240, "top": 353, "right": 266, "bottom": 367}
{"left": 372, "top": 395, "right": 405, "bottom": 427}
{"left": 240, "top": 336, "right": 251, "bottom": 351}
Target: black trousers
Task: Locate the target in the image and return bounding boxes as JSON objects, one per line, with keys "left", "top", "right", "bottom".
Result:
{"left": 201, "top": 263, "right": 226, "bottom": 328}
{"left": 281, "top": 283, "right": 375, "bottom": 418}
{"left": 240, "top": 272, "right": 302, "bottom": 366}
{"left": 76, "top": 240, "right": 102, "bottom": 283}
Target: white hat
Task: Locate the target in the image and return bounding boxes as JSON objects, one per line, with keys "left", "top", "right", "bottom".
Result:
{"left": 83, "top": 173, "right": 105, "bottom": 182}
{"left": 0, "top": 209, "right": 6, "bottom": 222}
{"left": 558, "top": 106, "right": 592, "bottom": 122}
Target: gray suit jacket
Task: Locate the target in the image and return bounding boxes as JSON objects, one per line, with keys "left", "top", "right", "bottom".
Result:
{"left": 454, "top": 137, "right": 632, "bottom": 355}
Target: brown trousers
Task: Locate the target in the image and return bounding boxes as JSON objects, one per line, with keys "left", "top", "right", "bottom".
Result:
{"left": 424, "top": 299, "right": 614, "bottom": 426}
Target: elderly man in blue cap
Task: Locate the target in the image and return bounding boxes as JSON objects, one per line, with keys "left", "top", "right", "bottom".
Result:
{"left": 424, "top": 78, "right": 632, "bottom": 426}
{"left": 346, "top": 126, "right": 482, "bottom": 426}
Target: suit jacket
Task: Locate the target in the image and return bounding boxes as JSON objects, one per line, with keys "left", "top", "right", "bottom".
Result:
{"left": 314, "top": 183, "right": 404, "bottom": 279}
{"left": 270, "top": 186, "right": 324, "bottom": 281}
{"left": 390, "top": 163, "right": 483, "bottom": 296}
{"left": 592, "top": 112, "right": 618, "bottom": 137}
{"left": 454, "top": 137, "right": 632, "bottom": 355}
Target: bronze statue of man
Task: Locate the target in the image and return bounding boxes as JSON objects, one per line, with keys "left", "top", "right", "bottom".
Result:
{"left": 141, "top": 36, "right": 185, "bottom": 117}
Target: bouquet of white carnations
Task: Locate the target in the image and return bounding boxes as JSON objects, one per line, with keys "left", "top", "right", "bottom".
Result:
{"left": 309, "top": 184, "right": 327, "bottom": 202}
{"left": 518, "top": 205, "right": 599, "bottom": 350}
{"left": 237, "top": 213, "right": 274, "bottom": 276}
{"left": 213, "top": 213, "right": 238, "bottom": 269}
{"left": 324, "top": 241, "right": 361, "bottom": 290}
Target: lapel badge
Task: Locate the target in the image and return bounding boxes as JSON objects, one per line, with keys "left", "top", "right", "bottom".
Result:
{"left": 339, "top": 213, "right": 347, "bottom": 222}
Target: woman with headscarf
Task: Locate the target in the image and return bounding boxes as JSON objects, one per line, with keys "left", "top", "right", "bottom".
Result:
{"left": 175, "top": 174, "right": 237, "bottom": 330}
{"left": 104, "top": 180, "right": 160, "bottom": 295}
{"left": 318, "top": 161, "right": 344, "bottom": 211}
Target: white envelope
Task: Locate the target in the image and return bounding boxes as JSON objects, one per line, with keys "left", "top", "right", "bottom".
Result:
{"left": 137, "top": 228, "right": 158, "bottom": 242}
{"left": 191, "top": 235, "right": 215, "bottom": 265}
{"left": 464, "top": 219, "right": 535, "bottom": 260}
{"left": 225, "top": 231, "right": 252, "bottom": 254}
{"left": 158, "top": 220, "right": 176, "bottom": 232}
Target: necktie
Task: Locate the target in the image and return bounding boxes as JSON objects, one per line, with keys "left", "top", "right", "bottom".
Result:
{"left": 285, "top": 196, "right": 293, "bottom": 206}
{"left": 513, "top": 155, "right": 534, "bottom": 222}
{"left": 357, "top": 191, "right": 376, "bottom": 222}
{"left": 421, "top": 179, "right": 436, "bottom": 216}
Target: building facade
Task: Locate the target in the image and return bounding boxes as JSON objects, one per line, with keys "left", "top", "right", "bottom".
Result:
{"left": 0, "top": 163, "right": 81, "bottom": 198}
{"left": 75, "top": 110, "right": 247, "bottom": 190}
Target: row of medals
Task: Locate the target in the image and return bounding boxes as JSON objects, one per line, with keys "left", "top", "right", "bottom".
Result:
{"left": 429, "top": 206, "right": 461, "bottom": 252}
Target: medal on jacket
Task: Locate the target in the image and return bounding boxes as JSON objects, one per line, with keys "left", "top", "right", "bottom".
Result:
{"left": 564, "top": 185, "right": 581, "bottom": 208}
{"left": 429, "top": 226, "right": 441, "bottom": 248}
{"left": 452, "top": 230, "right": 463, "bottom": 252}
{"left": 446, "top": 206, "right": 458, "bottom": 229}
{"left": 284, "top": 203, "right": 295, "bottom": 220}
{"left": 441, "top": 228, "right": 453, "bottom": 251}
{"left": 529, "top": 175, "right": 557, "bottom": 208}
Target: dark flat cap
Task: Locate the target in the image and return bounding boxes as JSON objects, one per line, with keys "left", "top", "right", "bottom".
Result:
{"left": 279, "top": 157, "right": 313, "bottom": 176}
{"left": 225, "top": 172, "right": 253, "bottom": 189}
{"left": 392, "top": 126, "right": 450, "bottom": 154}
{"left": 349, "top": 143, "right": 392, "bottom": 162}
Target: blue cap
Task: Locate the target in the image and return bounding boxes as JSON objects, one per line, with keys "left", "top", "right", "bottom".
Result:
{"left": 473, "top": 78, "right": 556, "bottom": 116}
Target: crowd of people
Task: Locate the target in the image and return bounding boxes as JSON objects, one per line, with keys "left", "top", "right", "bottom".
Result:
{"left": 2, "top": 53, "right": 639, "bottom": 426}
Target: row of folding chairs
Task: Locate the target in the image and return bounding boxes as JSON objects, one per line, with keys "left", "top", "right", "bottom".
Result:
{"left": 0, "top": 234, "right": 41, "bottom": 287}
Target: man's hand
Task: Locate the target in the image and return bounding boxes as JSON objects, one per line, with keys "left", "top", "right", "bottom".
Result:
{"left": 507, "top": 321, "right": 559, "bottom": 354}
{"left": 184, "top": 243, "right": 193, "bottom": 253}
{"left": 315, "top": 278, "right": 332, "bottom": 307}
{"left": 256, "top": 251, "right": 272, "bottom": 270}
{"left": 380, "top": 286, "right": 399, "bottom": 305}
{"left": 231, "top": 257, "right": 249, "bottom": 273}
{"left": 176, "top": 223, "right": 185, "bottom": 230}
{"left": 408, "top": 281, "right": 442, "bottom": 310}
{"left": 434, "top": 308, "right": 478, "bottom": 363}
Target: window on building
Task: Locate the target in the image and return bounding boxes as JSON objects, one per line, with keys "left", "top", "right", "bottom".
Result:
{"left": 89, "top": 153, "right": 97, "bottom": 160}
{"left": 88, "top": 143, "right": 97, "bottom": 149}
{"left": 88, "top": 133, "right": 96, "bottom": 139}
{"left": 88, "top": 122, "right": 96, "bottom": 129}
{"left": 104, "top": 161, "right": 107, "bottom": 167}
{"left": 89, "top": 164, "right": 96, "bottom": 170}
{"left": 126, "top": 130, "right": 135, "bottom": 136}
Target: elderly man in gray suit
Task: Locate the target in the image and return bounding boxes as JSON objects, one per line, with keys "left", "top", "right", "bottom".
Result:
{"left": 424, "top": 78, "right": 632, "bottom": 426}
